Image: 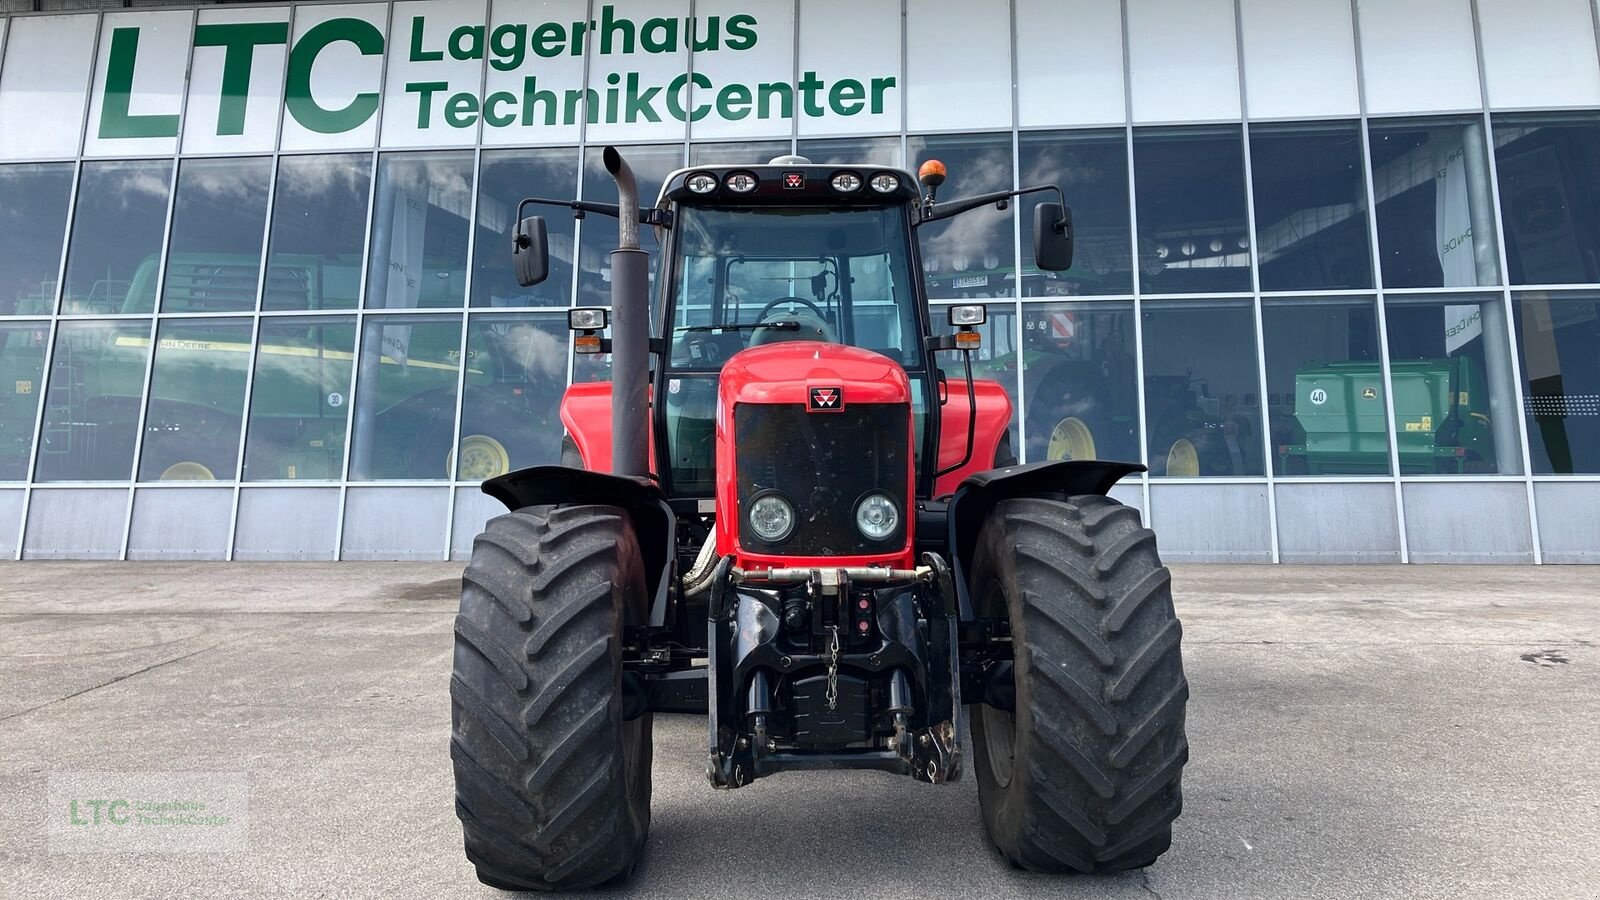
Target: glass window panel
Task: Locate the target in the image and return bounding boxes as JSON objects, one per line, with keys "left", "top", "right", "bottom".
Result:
{"left": 1493, "top": 114, "right": 1600, "bottom": 286}
{"left": 1383, "top": 294, "right": 1522, "bottom": 474}
{"left": 909, "top": 132, "right": 1016, "bottom": 301}
{"left": 161, "top": 157, "right": 272, "bottom": 313}
{"left": 34, "top": 320, "right": 151, "bottom": 482}
{"left": 457, "top": 314, "right": 572, "bottom": 481}
{"left": 365, "top": 152, "right": 474, "bottom": 310}
{"left": 1018, "top": 130, "right": 1133, "bottom": 297}
{"left": 347, "top": 315, "right": 463, "bottom": 480}
{"left": 60, "top": 160, "right": 171, "bottom": 315}
{"left": 264, "top": 154, "right": 372, "bottom": 311}
{"left": 797, "top": 137, "right": 903, "bottom": 167}
{"left": 1369, "top": 117, "right": 1502, "bottom": 289}
{"left": 473, "top": 148, "right": 578, "bottom": 308}
{"left": 1513, "top": 291, "right": 1600, "bottom": 474}
{"left": 137, "top": 319, "right": 252, "bottom": 481}
{"left": 242, "top": 318, "right": 357, "bottom": 481}
{"left": 1142, "top": 301, "right": 1264, "bottom": 476}
{"left": 936, "top": 302, "right": 1020, "bottom": 460}
{"left": 578, "top": 144, "right": 683, "bottom": 307}
{"left": 0, "top": 323, "right": 49, "bottom": 481}
{"left": 1249, "top": 122, "right": 1373, "bottom": 292}
{"left": 1133, "top": 127, "right": 1252, "bottom": 295}
{"left": 0, "top": 163, "right": 74, "bottom": 315}
{"left": 1261, "top": 297, "right": 1388, "bottom": 476}
{"left": 690, "top": 141, "right": 791, "bottom": 166}
{"left": 1019, "top": 301, "right": 1139, "bottom": 464}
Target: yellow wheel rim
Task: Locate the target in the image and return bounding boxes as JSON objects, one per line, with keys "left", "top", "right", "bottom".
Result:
{"left": 1046, "top": 417, "right": 1097, "bottom": 461}
{"left": 453, "top": 434, "right": 511, "bottom": 481}
{"left": 159, "top": 461, "right": 216, "bottom": 481}
{"left": 1166, "top": 438, "right": 1200, "bottom": 477}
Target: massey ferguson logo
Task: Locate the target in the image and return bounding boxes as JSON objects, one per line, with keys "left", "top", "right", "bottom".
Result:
{"left": 808, "top": 386, "right": 843, "bottom": 411}
{"left": 783, "top": 172, "right": 805, "bottom": 189}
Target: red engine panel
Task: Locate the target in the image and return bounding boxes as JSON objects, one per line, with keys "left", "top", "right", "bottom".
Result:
{"left": 933, "top": 378, "right": 1014, "bottom": 497}
{"left": 558, "top": 381, "right": 657, "bottom": 474}
{"left": 716, "top": 342, "right": 917, "bottom": 571}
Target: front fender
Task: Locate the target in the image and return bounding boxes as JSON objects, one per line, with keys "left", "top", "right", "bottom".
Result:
{"left": 946, "top": 459, "right": 1145, "bottom": 620}
{"left": 482, "top": 465, "right": 676, "bottom": 627}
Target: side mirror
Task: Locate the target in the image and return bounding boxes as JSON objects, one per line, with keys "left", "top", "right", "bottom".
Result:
{"left": 1033, "top": 202, "right": 1074, "bottom": 271}
{"left": 513, "top": 215, "right": 549, "bottom": 287}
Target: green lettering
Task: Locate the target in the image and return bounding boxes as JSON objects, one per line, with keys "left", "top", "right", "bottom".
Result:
{"left": 522, "top": 76, "right": 558, "bottom": 126}
{"left": 757, "top": 81, "right": 793, "bottom": 119}
{"left": 798, "top": 70, "right": 826, "bottom": 118}
{"left": 724, "top": 14, "right": 758, "bottom": 50}
{"left": 640, "top": 17, "right": 678, "bottom": 53}
{"left": 625, "top": 72, "right": 662, "bottom": 123}
{"left": 286, "top": 18, "right": 384, "bottom": 134}
{"left": 717, "top": 82, "right": 752, "bottom": 120}
{"left": 531, "top": 22, "right": 565, "bottom": 58}
{"left": 408, "top": 16, "right": 442, "bottom": 61}
{"left": 665, "top": 72, "right": 712, "bottom": 122}
{"left": 828, "top": 78, "right": 865, "bottom": 116}
{"left": 98, "top": 28, "right": 180, "bottom": 140}
{"left": 445, "top": 92, "right": 479, "bottom": 128}
{"left": 483, "top": 91, "right": 517, "bottom": 128}
{"left": 192, "top": 22, "right": 289, "bottom": 136}
{"left": 449, "top": 24, "right": 485, "bottom": 61}
{"left": 489, "top": 23, "right": 527, "bottom": 70}
{"left": 870, "top": 76, "right": 896, "bottom": 115}
{"left": 406, "top": 81, "right": 448, "bottom": 128}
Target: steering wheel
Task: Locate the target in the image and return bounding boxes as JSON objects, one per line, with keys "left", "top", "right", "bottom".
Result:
{"left": 757, "top": 295, "right": 826, "bottom": 322}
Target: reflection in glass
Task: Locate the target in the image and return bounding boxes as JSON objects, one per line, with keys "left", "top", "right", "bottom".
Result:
{"left": 909, "top": 132, "right": 1015, "bottom": 300}
{"left": 242, "top": 318, "right": 357, "bottom": 481}
{"left": 1142, "top": 301, "right": 1263, "bottom": 476}
{"left": 0, "top": 323, "right": 50, "bottom": 480}
{"left": 34, "top": 320, "right": 151, "bottom": 482}
{"left": 347, "top": 315, "right": 462, "bottom": 480}
{"left": 578, "top": 144, "right": 683, "bottom": 306}
{"left": 0, "top": 163, "right": 74, "bottom": 315}
{"left": 161, "top": 158, "right": 272, "bottom": 313}
{"left": 1018, "top": 302, "right": 1138, "bottom": 464}
{"left": 365, "top": 152, "right": 474, "bottom": 310}
{"left": 1513, "top": 292, "right": 1600, "bottom": 474}
{"left": 1250, "top": 122, "right": 1372, "bottom": 291}
{"left": 264, "top": 154, "right": 371, "bottom": 311}
{"left": 1262, "top": 298, "right": 1387, "bottom": 475}
{"left": 937, "top": 303, "right": 1019, "bottom": 460}
{"left": 1369, "top": 117, "right": 1501, "bottom": 289}
{"left": 690, "top": 141, "right": 790, "bottom": 166}
{"left": 1494, "top": 114, "right": 1600, "bottom": 286}
{"left": 61, "top": 160, "right": 172, "bottom": 315}
{"left": 1133, "top": 128, "right": 1251, "bottom": 294}
{"left": 797, "top": 137, "right": 903, "bottom": 168}
{"left": 138, "top": 319, "right": 252, "bottom": 481}
{"left": 457, "top": 315, "right": 571, "bottom": 480}
{"left": 473, "top": 149, "right": 578, "bottom": 308}
{"left": 1383, "top": 294, "right": 1521, "bottom": 474}
{"left": 1018, "top": 130, "right": 1132, "bottom": 296}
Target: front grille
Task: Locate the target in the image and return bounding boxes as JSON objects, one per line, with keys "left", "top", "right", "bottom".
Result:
{"left": 734, "top": 402, "right": 909, "bottom": 556}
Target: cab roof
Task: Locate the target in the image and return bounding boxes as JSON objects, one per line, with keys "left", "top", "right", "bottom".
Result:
{"left": 658, "top": 163, "right": 922, "bottom": 207}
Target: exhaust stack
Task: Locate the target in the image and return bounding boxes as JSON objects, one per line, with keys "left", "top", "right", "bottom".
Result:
{"left": 604, "top": 146, "right": 651, "bottom": 479}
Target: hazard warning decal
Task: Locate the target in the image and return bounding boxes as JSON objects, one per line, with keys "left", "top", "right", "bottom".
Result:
{"left": 808, "top": 386, "right": 844, "bottom": 412}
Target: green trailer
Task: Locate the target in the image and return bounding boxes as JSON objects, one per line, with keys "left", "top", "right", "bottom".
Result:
{"left": 1280, "top": 356, "right": 1497, "bottom": 474}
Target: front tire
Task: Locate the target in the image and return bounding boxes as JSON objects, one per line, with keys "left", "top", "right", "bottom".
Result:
{"left": 450, "top": 505, "right": 652, "bottom": 891}
{"left": 970, "top": 495, "right": 1188, "bottom": 873}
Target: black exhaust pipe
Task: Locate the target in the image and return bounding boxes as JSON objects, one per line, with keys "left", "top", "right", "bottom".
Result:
{"left": 604, "top": 146, "right": 650, "bottom": 479}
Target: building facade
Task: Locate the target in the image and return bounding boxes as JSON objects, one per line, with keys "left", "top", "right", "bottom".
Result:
{"left": 0, "top": 0, "right": 1597, "bottom": 562}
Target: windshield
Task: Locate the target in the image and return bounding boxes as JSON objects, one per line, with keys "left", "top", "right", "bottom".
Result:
{"left": 665, "top": 206, "right": 924, "bottom": 370}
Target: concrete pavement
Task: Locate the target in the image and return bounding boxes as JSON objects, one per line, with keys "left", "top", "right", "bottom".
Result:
{"left": 0, "top": 562, "right": 1596, "bottom": 898}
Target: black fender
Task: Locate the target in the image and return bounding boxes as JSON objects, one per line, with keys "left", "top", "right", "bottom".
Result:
{"left": 482, "top": 465, "right": 676, "bottom": 627}
{"left": 946, "top": 459, "right": 1145, "bottom": 620}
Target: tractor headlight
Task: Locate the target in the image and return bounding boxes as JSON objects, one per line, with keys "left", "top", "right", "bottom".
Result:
{"left": 748, "top": 493, "right": 796, "bottom": 543}
{"left": 725, "top": 171, "right": 759, "bottom": 193}
{"left": 686, "top": 172, "right": 718, "bottom": 194}
{"left": 855, "top": 493, "right": 899, "bottom": 541}
{"left": 830, "top": 171, "right": 862, "bottom": 192}
{"left": 869, "top": 173, "right": 901, "bottom": 194}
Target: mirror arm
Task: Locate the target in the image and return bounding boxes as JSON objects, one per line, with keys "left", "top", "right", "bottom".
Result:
{"left": 917, "top": 183, "right": 1067, "bottom": 228}
{"left": 514, "top": 198, "right": 672, "bottom": 228}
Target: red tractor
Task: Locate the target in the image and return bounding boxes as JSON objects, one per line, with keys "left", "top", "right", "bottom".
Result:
{"left": 449, "top": 148, "right": 1188, "bottom": 890}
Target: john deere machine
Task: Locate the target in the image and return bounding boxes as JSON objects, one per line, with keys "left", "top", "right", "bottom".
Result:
{"left": 448, "top": 149, "right": 1189, "bottom": 890}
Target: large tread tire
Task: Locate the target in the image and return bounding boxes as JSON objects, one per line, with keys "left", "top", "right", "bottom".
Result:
{"left": 970, "top": 495, "right": 1188, "bottom": 873}
{"left": 450, "top": 505, "right": 652, "bottom": 891}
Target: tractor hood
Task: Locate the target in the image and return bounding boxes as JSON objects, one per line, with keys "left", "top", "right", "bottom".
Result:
{"left": 714, "top": 341, "right": 916, "bottom": 570}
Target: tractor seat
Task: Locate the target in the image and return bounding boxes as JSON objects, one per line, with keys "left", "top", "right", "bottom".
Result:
{"left": 750, "top": 310, "right": 836, "bottom": 346}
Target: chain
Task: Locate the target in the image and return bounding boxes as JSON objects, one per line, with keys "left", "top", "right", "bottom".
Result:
{"left": 825, "top": 625, "right": 840, "bottom": 711}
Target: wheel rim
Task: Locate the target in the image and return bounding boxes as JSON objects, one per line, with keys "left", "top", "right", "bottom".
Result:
{"left": 452, "top": 434, "right": 511, "bottom": 480}
{"left": 1046, "top": 416, "right": 1097, "bottom": 461}
{"left": 1166, "top": 438, "right": 1200, "bottom": 476}
{"left": 159, "top": 461, "right": 216, "bottom": 481}
{"left": 979, "top": 578, "right": 1016, "bottom": 788}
